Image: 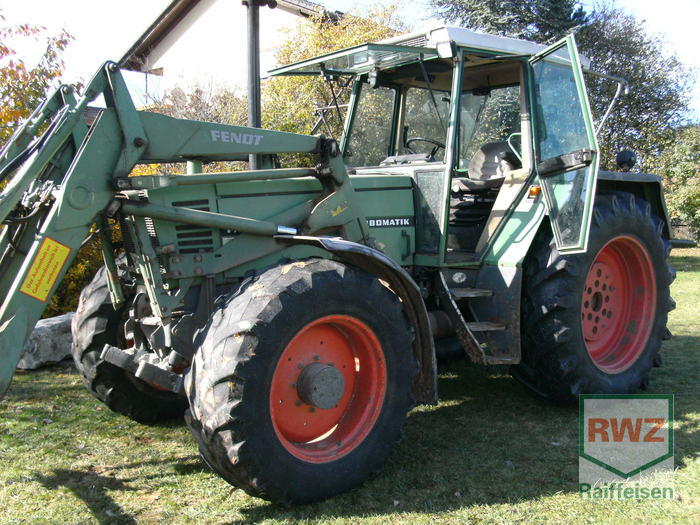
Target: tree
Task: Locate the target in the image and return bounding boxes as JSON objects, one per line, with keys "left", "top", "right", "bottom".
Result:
{"left": 576, "top": 5, "right": 692, "bottom": 170}
{"left": 0, "top": 14, "right": 81, "bottom": 316}
{"left": 0, "top": 13, "right": 72, "bottom": 144}
{"left": 263, "top": 5, "right": 406, "bottom": 145}
{"left": 158, "top": 84, "right": 246, "bottom": 125}
{"left": 649, "top": 125, "right": 700, "bottom": 239}
{"left": 431, "top": 0, "right": 587, "bottom": 43}
{"left": 430, "top": 0, "right": 693, "bottom": 170}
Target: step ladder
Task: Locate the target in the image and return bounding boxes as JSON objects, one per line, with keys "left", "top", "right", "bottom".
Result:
{"left": 435, "top": 275, "right": 513, "bottom": 365}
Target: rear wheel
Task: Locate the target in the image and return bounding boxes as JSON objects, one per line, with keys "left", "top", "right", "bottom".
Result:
{"left": 185, "top": 259, "right": 416, "bottom": 504}
{"left": 71, "top": 266, "right": 188, "bottom": 423}
{"left": 513, "top": 192, "right": 675, "bottom": 403}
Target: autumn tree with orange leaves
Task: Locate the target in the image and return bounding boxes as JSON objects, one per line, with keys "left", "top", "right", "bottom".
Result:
{"left": 0, "top": 12, "right": 72, "bottom": 144}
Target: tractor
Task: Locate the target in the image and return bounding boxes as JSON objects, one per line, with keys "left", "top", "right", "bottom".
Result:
{"left": 0, "top": 26, "right": 689, "bottom": 504}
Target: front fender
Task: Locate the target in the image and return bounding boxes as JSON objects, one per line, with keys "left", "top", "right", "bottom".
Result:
{"left": 276, "top": 235, "right": 438, "bottom": 405}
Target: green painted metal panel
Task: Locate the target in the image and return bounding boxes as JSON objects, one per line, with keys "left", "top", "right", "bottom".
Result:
{"left": 139, "top": 112, "right": 320, "bottom": 162}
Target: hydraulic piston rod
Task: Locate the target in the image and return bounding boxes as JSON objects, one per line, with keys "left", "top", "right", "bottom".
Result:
{"left": 120, "top": 199, "right": 298, "bottom": 236}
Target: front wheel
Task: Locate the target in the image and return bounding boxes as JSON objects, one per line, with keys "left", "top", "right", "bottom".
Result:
{"left": 185, "top": 259, "right": 416, "bottom": 504}
{"left": 513, "top": 192, "right": 675, "bottom": 403}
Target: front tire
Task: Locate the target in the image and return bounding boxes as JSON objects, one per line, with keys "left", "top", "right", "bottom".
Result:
{"left": 185, "top": 259, "right": 416, "bottom": 504}
{"left": 513, "top": 192, "right": 675, "bottom": 403}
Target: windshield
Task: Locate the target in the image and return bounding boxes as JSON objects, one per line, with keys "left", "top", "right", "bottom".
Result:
{"left": 344, "top": 85, "right": 395, "bottom": 168}
{"left": 400, "top": 87, "right": 450, "bottom": 161}
{"left": 344, "top": 84, "right": 451, "bottom": 168}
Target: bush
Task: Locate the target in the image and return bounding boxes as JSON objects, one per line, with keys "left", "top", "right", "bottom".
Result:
{"left": 649, "top": 125, "right": 700, "bottom": 241}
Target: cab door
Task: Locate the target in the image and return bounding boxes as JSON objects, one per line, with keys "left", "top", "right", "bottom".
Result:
{"left": 529, "top": 34, "right": 599, "bottom": 253}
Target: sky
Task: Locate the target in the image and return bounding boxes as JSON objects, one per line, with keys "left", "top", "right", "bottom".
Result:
{"left": 1, "top": 0, "right": 698, "bottom": 117}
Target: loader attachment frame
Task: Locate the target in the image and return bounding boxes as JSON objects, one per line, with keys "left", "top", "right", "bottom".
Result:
{"left": 0, "top": 62, "right": 370, "bottom": 399}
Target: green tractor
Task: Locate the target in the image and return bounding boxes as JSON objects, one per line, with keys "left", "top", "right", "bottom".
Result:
{"left": 0, "top": 26, "right": 688, "bottom": 504}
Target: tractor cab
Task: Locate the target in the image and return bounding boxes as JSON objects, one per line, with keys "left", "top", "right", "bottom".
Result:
{"left": 270, "top": 27, "right": 600, "bottom": 263}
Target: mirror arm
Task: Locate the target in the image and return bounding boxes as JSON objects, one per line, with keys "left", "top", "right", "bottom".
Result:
{"left": 584, "top": 71, "right": 629, "bottom": 136}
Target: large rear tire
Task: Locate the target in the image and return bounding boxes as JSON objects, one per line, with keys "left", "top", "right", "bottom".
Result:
{"left": 71, "top": 266, "right": 188, "bottom": 423}
{"left": 513, "top": 192, "right": 675, "bottom": 403}
{"left": 185, "top": 259, "right": 416, "bottom": 504}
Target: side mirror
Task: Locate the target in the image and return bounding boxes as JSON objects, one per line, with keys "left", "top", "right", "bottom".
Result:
{"left": 616, "top": 150, "right": 637, "bottom": 172}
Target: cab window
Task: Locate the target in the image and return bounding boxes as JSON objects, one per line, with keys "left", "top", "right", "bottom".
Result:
{"left": 401, "top": 87, "right": 450, "bottom": 161}
{"left": 458, "top": 84, "right": 521, "bottom": 169}
{"left": 344, "top": 85, "right": 395, "bottom": 168}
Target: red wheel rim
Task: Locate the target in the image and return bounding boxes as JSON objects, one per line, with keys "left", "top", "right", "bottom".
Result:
{"left": 270, "top": 315, "right": 387, "bottom": 463}
{"left": 581, "top": 236, "right": 656, "bottom": 374}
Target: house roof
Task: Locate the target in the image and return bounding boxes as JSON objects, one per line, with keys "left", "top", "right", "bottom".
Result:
{"left": 118, "top": 0, "right": 332, "bottom": 72}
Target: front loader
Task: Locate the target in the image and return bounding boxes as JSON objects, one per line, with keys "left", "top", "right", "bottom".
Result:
{"left": 0, "top": 26, "right": 689, "bottom": 504}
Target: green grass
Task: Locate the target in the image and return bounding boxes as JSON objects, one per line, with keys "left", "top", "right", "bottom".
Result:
{"left": 1, "top": 250, "right": 698, "bottom": 524}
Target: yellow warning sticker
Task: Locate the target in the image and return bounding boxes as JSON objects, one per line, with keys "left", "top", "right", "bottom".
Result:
{"left": 19, "top": 237, "right": 71, "bottom": 302}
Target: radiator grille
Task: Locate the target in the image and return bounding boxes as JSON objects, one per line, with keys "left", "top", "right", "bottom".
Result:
{"left": 172, "top": 199, "right": 214, "bottom": 254}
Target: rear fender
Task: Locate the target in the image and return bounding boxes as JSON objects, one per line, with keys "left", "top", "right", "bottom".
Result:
{"left": 596, "top": 171, "right": 673, "bottom": 239}
{"left": 276, "top": 235, "right": 438, "bottom": 405}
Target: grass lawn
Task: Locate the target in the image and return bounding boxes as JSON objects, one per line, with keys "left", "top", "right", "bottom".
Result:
{"left": 1, "top": 249, "right": 698, "bottom": 524}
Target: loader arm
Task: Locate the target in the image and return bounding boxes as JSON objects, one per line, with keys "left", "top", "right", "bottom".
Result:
{"left": 0, "top": 62, "right": 366, "bottom": 399}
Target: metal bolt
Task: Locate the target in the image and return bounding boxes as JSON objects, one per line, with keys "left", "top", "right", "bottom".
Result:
{"left": 313, "top": 355, "right": 320, "bottom": 361}
{"left": 160, "top": 306, "right": 167, "bottom": 312}
{"left": 133, "top": 137, "right": 145, "bottom": 148}
{"left": 195, "top": 267, "right": 203, "bottom": 275}
{"left": 194, "top": 255, "right": 202, "bottom": 262}
{"left": 172, "top": 256, "right": 181, "bottom": 264}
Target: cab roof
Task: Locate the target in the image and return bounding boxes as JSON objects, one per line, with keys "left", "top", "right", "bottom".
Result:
{"left": 268, "top": 25, "right": 591, "bottom": 77}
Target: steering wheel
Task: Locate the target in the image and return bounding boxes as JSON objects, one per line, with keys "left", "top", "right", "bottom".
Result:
{"left": 405, "top": 137, "right": 446, "bottom": 159}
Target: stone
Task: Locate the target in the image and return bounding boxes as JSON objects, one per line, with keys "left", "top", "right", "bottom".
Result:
{"left": 17, "top": 312, "right": 75, "bottom": 370}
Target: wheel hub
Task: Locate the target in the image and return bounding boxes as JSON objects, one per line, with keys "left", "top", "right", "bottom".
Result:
{"left": 296, "top": 362, "right": 345, "bottom": 409}
{"left": 269, "top": 314, "right": 387, "bottom": 463}
{"left": 581, "top": 261, "right": 617, "bottom": 342}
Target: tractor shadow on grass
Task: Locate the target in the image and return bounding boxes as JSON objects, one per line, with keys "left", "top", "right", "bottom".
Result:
{"left": 33, "top": 467, "right": 138, "bottom": 525}
{"left": 32, "top": 455, "right": 206, "bottom": 525}
{"left": 233, "top": 351, "right": 699, "bottom": 524}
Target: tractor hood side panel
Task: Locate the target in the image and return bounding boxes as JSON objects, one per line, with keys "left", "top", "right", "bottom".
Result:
{"left": 143, "top": 174, "right": 416, "bottom": 279}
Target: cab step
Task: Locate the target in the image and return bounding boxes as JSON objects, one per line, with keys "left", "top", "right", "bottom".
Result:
{"left": 450, "top": 287, "right": 493, "bottom": 299}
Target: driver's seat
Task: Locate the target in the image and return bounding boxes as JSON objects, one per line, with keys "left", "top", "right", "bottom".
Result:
{"left": 452, "top": 141, "right": 518, "bottom": 192}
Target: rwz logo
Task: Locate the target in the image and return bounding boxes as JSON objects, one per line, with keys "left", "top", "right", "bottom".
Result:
{"left": 579, "top": 394, "right": 673, "bottom": 491}
{"left": 587, "top": 417, "right": 666, "bottom": 443}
